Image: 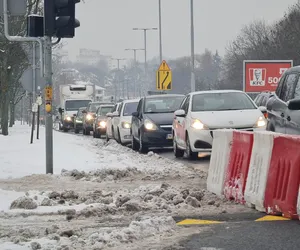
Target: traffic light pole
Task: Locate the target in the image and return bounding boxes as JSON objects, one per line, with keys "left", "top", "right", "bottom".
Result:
{"left": 44, "top": 36, "right": 53, "bottom": 174}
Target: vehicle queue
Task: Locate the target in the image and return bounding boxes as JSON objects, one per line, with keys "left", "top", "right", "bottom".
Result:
{"left": 65, "top": 89, "right": 268, "bottom": 158}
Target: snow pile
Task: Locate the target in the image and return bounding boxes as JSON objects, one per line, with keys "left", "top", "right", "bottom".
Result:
{"left": 0, "top": 216, "right": 177, "bottom": 250}
{"left": 5, "top": 183, "right": 226, "bottom": 219}
{"left": 0, "top": 189, "right": 25, "bottom": 212}
{"left": 61, "top": 138, "right": 203, "bottom": 182}
{"left": 83, "top": 216, "right": 176, "bottom": 248}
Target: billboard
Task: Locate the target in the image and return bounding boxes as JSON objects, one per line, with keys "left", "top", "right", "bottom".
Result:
{"left": 243, "top": 60, "right": 293, "bottom": 93}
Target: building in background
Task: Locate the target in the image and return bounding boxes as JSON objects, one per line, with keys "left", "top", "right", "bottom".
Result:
{"left": 95, "top": 85, "right": 105, "bottom": 101}
{"left": 76, "top": 48, "right": 112, "bottom": 68}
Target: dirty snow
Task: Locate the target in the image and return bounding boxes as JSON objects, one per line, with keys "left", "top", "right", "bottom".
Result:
{"left": 0, "top": 123, "right": 251, "bottom": 249}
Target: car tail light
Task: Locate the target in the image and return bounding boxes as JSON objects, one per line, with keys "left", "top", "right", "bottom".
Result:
{"left": 263, "top": 112, "right": 268, "bottom": 119}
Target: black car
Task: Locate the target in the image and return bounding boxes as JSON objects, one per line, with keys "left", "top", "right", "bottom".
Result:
{"left": 131, "top": 94, "right": 185, "bottom": 153}
{"left": 266, "top": 65, "right": 300, "bottom": 134}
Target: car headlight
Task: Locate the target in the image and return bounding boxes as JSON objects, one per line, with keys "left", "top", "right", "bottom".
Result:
{"left": 122, "top": 121, "right": 131, "bottom": 129}
{"left": 99, "top": 121, "right": 106, "bottom": 128}
{"left": 255, "top": 116, "right": 266, "bottom": 127}
{"left": 191, "top": 119, "right": 206, "bottom": 130}
{"left": 65, "top": 116, "right": 72, "bottom": 121}
{"left": 144, "top": 119, "right": 157, "bottom": 130}
{"left": 86, "top": 114, "right": 93, "bottom": 120}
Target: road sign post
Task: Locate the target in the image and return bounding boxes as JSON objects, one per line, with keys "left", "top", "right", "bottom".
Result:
{"left": 36, "top": 96, "right": 42, "bottom": 140}
{"left": 156, "top": 60, "right": 172, "bottom": 91}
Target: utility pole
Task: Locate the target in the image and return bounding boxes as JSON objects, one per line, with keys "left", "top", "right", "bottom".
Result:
{"left": 32, "top": 42, "right": 36, "bottom": 130}
{"left": 111, "top": 58, "right": 126, "bottom": 100}
{"left": 190, "top": 0, "right": 196, "bottom": 92}
{"left": 158, "top": 0, "right": 163, "bottom": 62}
{"left": 125, "top": 48, "right": 144, "bottom": 97}
{"left": 132, "top": 27, "right": 158, "bottom": 95}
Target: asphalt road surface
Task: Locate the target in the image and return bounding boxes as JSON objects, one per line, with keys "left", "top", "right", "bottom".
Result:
{"left": 173, "top": 212, "right": 300, "bottom": 250}
{"left": 154, "top": 148, "right": 211, "bottom": 172}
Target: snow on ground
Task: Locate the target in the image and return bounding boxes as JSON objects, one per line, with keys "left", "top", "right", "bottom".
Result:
{"left": 0, "top": 124, "right": 251, "bottom": 249}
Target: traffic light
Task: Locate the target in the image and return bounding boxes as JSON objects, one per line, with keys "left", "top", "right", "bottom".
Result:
{"left": 44, "top": 0, "right": 80, "bottom": 38}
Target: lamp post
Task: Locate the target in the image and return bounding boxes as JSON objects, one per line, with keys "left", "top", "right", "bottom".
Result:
{"left": 158, "top": 0, "right": 163, "bottom": 62}
{"left": 111, "top": 58, "right": 126, "bottom": 100}
{"left": 132, "top": 28, "right": 158, "bottom": 95}
{"left": 190, "top": 0, "right": 195, "bottom": 92}
{"left": 132, "top": 28, "right": 158, "bottom": 74}
{"left": 125, "top": 48, "right": 145, "bottom": 97}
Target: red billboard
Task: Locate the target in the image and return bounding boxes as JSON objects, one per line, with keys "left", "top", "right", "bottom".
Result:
{"left": 243, "top": 60, "right": 293, "bottom": 93}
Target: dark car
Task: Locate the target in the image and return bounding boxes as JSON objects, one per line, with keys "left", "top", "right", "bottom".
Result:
{"left": 131, "top": 94, "right": 185, "bottom": 153}
{"left": 74, "top": 107, "right": 86, "bottom": 134}
{"left": 266, "top": 65, "right": 300, "bottom": 134}
{"left": 253, "top": 91, "right": 274, "bottom": 118}
{"left": 82, "top": 101, "right": 113, "bottom": 135}
{"left": 93, "top": 104, "right": 114, "bottom": 138}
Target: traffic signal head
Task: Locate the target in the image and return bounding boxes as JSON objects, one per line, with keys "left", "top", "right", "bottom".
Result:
{"left": 44, "top": 0, "right": 80, "bottom": 38}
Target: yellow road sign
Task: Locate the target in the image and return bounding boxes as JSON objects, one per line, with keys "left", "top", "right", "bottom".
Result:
{"left": 156, "top": 60, "right": 172, "bottom": 90}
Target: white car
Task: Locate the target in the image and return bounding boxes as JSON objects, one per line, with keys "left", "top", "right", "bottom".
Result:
{"left": 106, "top": 102, "right": 121, "bottom": 141}
{"left": 173, "top": 90, "right": 267, "bottom": 159}
{"left": 111, "top": 99, "right": 139, "bottom": 145}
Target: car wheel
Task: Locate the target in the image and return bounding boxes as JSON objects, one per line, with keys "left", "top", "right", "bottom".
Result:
{"left": 93, "top": 129, "right": 96, "bottom": 138}
{"left": 139, "top": 132, "right": 148, "bottom": 154}
{"left": 63, "top": 127, "right": 68, "bottom": 132}
{"left": 74, "top": 128, "right": 79, "bottom": 134}
{"left": 105, "top": 131, "right": 110, "bottom": 142}
{"left": 186, "top": 133, "right": 198, "bottom": 160}
{"left": 174, "top": 136, "right": 184, "bottom": 158}
{"left": 117, "top": 129, "right": 124, "bottom": 145}
{"left": 132, "top": 135, "right": 139, "bottom": 151}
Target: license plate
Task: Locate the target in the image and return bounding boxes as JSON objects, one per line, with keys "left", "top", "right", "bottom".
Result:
{"left": 166, "top": 134, "right": 173, "bottom": 139}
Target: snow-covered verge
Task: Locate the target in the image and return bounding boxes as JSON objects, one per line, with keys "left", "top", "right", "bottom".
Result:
{"left": 0, "top": 124, "right": 252, "bottom": 249}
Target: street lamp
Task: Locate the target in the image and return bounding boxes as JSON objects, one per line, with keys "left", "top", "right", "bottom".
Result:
{"left": 125, "top": 48, "right": 145, "bottom": 98}
{"left": 124, "top": 48, "right": 144, "bottom": 64}
{"left": 158, "top": 0, "right": 163, "bottom": 62}
{"left": 132, "top": 27, "right": 158, "bottom": 74}
{"left": 190, "top": 0, "right": 195, "bottom": 92}
{"left": 111, "top": 58, "right": 126, "bottom": 100}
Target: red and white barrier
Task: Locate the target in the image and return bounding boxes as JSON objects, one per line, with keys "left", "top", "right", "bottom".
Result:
{"left": 207, "top": 129, "right": 233, "bottom": 196}
{"left": 244, "top": 131, "right": 275, "bottom": 211}
{"left": 223, "top": 131, "right": 253, "bottom": 204}
{"left": 207, "top": 130, "right": 300, "bottom": 219}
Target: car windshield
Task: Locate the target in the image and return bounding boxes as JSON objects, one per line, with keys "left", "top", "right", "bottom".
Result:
{"left": 89, "top": 103, "right": 101, "bottom": 112}
{"left": 192, "top": 92, "right": 256, "bottom": 112}
{"left": 65, "top": 100, "right": 91, "bottom": 111}
{"left": 99, "top": 106, "right": 114, "bottom": 116}
{"left": 144, "top": 96, "right": 184, "bottom": 113}
{"left": 123, "top": 102, "right": 138, "bottom": 116}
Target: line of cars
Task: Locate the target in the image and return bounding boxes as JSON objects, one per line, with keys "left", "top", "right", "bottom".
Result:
{"left": 68, "top": 89, "right": 268, "bottom": 159}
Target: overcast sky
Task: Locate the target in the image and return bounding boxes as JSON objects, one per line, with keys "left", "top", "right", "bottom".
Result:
{"left": 65, "top": 0, "right": 298, "bottom": 63}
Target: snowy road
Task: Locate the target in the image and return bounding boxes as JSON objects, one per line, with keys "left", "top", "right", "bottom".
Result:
{"left": 0, "top": 124, "right": 252, "bottom": 250}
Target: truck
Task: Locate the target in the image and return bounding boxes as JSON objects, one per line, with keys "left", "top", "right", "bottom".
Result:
{"left": 58, "top": 84, "right": 94, "bottom": 132}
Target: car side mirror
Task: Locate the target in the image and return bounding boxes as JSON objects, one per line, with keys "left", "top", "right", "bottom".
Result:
{"left": 288, "top": 99, "right": 300, "bottom": 110}
{"left": 174, "top": 109, "right": 186, "bottom": 117}
{"left": 132, "top": 111, "right": 138, "bottom": 117}
{"left": 82, "top": 110, "right": 87, "bottom": 114}
{"left": 73, "top": 114, "right": 77, "bottom": 117}
{"left": 93, "top": 114, "right": 97, "bottom": 118}
{"left": 112, "top": 111, "right": 119, "bottom": 117}
{"left": 106, "top": 112, "right": 113, "bottom": 117}
{"left": 58, "top": 107, "right": 63, "bottom": 114}
{"left": 258, "top": 106, "right": 267, "bottom": 113}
